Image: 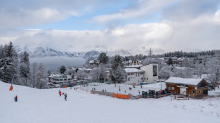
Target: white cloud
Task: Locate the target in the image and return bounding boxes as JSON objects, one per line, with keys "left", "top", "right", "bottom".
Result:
{"left": 1, "top": 10, "right": 220, "bottom": 54}
{"left": 91, "top": 0, "right": 175, "bottom": 24}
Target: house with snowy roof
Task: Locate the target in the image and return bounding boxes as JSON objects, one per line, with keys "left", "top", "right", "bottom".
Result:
{"left": 124, "top": 64, "right": 158, "bottom": 85}
{"left": 49, "top": 74, "right": 72, "bottom": 84}
{"left": 89, "top": 60, "right": 99, "bottom": 66}
{"left": 165, "top": 77, "right": 209, "bottom": 96}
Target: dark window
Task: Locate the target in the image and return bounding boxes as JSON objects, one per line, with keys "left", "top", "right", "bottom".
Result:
{"left": 169, "top": 86, "right": 171, "bottom": 90}
{"left": 192, "top": 90, "right": 195, "bottom": 93}
{"left": 153, "top": 65, "right": 157, "bottom": 76}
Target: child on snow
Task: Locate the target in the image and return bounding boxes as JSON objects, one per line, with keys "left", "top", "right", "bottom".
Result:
{"left": 59, "top": 90, "right": 61, "bottom": 96}
{"left": 64, "top": 93, "right": 67, "bottom": 101}
{"left": 14, "top": 95, "right": 17, "bottom": 102}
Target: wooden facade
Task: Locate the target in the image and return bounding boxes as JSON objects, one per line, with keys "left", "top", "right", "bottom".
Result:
{"left": 166, "top": 79, "right": 208, "bottom": 96}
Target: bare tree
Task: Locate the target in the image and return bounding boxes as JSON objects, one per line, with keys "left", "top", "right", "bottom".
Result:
{"left": 30, "top": 62, "right": 38, "bottom": 88}
{"left": 206, "top": 58, "right": 220, "bottom": 91}
{"left": 36, "top": 63, "right": 48, "bottom": 89}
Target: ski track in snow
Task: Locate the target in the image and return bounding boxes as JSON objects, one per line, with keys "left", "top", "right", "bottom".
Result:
{"left": 0, "top": 81, "right": 220, "bottom": 123}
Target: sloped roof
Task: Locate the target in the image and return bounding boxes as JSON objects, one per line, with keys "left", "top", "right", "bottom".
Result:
{"left": 165, "top": 77, "right": 203, "bottom": 86}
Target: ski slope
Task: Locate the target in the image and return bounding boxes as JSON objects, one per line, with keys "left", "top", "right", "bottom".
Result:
{"left": 0, "top": 81, "right": 219, "bottom": 123}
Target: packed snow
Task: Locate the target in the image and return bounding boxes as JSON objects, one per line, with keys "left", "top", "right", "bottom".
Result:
{"left": 0, "top": 81, "right": 220, "bottom": 123}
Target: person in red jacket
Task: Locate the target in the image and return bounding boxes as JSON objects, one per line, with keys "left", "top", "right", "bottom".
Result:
{"left": 14, "top": 95, "right": 17, "bottom": 102}
{"left": 59, "top": 90, "right": 61, "bottom": 96}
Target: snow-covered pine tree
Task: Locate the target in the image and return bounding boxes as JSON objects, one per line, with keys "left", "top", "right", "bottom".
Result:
{"left": 1, "top": 42, "right": 18, "bottom": 83}
{"left": 111, "top": 55, "right": 126, "bottom": 83}
{"left": 97, "top": 52, "right": 109, "bottom": 64}
{"left": 59, "top": 65, "right": 66, "bottom": 74}
{"left": 20, "top": 51, "right": 30, "bottom": 86}
{"left": 167, "top": 57, "right": 173, "bottom": 66}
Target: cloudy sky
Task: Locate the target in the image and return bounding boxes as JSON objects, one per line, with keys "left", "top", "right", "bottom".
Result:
{"left": 0, "top": 0, "right": 220, "bottom": 53}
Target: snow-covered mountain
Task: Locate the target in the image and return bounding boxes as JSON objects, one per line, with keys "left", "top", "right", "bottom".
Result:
{"left": 14, "top": 44, "right": 165, "bottom": 59}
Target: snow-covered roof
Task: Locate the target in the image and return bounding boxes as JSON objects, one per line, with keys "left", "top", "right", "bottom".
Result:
{"left": 89, "top": 60, "right": 94, "bottom": 63}
{"left": 85, "top": 68, "right": 92, "bottom": 71}
{"left": 125, "top": 65, "right": 142, "bottom": 68}
{"left": 165, "top": 77, "right": 203, "bottom": 86}
{"left": 49, "top": 74, "right": 62, "bottom": 78}
{"left": 125, "top": 68, "right": 144, "bottom": 73}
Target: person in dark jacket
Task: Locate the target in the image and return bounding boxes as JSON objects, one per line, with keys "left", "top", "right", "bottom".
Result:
{"left": 64, "top": 93, "right": 67, "bottom": 101}
{"left": 14, "top": 95, "right": 17, "bottom": 102}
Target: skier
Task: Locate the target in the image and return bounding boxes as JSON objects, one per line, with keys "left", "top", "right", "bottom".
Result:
{"left": 59, "top": 90, "right": 61, "bottom": 96}
{"left": 139, "top": 91, "right": 140, "bottom": 95}
{"left": 64, "top": 93, "right": 67, "bottom": 101}
{"left": 14, "top": 95, "right": 17, "bottom": 102}
{"left": 119, "top": 86, "right": 120, "bottom": 91}
{"left": 141, "top": 85, "right": 142, "bottom": 88}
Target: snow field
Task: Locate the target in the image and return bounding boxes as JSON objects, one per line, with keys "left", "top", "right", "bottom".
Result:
{"left": 0, "top": 81, "right": 220, "bottom": 123}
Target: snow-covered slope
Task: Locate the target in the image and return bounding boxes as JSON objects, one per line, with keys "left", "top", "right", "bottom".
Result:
{"left": 0, "top": 81, "right": 219, "bottom": 123}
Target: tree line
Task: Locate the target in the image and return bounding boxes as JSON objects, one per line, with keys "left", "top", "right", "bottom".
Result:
{"left": 0, "top": 42, "right": 48, "bottom": 89}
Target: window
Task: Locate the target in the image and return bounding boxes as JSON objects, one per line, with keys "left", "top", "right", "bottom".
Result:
{"left": 169, "top": 86, "right": 171, "bottom": 90}
{"left": 64, "top": 79, "right": 67, "bottom": 81}
{"left": 60, "top": 79, "right": 63, "bottom": 81}
{"left": 153, "top": 65, "right": 157, "bottom": 76}
{"left": 172, "top": 87, "right": 174, "bottom": 90}
{"left": 131, "top": 73, "right": 133, "bottom": 75}
{"left": 136, "top": 73, "right": 137, "bottom": 77}
{"left": 198, "top": 90, "right": 201, "bottom": 94}
{"left": 192, "top": 90, "right": 195, "bottom": 93}
{"left": 127, "top": 73, "right": 130, "bottom": 75}
{"left": 128, "top": 78, "right": 130, "bottom": 81}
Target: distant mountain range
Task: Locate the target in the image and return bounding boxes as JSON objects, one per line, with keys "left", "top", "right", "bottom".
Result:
{"left": 14, "top": 44, "right": 165, "bottom": 59}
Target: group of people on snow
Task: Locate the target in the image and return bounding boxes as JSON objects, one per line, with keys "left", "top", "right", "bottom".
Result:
{"left": 59, "top": 90, "right": 67, "bottom": 101}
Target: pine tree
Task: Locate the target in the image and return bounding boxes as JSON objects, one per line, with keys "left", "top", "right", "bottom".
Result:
{"left": 60, "top": 65, "right": 66, "bottom": 74}
{"left": 1, "top": 42, "right": 18, "bottom": 83}
{"left": 167, "top": 57, "right": 173, "bottom": 66}
{"left": 97, "top": 52, "right": 109, "bottom": 64}
{"left": 111, "top": 55, "right": 126, "bottom": 83}
{"left": 20, "top": 51, "right": 30, "bottom": 86}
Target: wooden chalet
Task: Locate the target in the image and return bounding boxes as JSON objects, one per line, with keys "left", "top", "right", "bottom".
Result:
{"left": 165, "top": 77, "right": 208, "bottom": 96}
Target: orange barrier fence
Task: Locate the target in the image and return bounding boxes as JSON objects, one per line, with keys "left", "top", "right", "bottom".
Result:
{"left": 63, "top": 86, "right": 66, "bottom": 88}
{"left": 9, "top": 86, "right": 13, "bottom": 91}
{"left": 113, "top": 93, "right": 130, "bottom": 99}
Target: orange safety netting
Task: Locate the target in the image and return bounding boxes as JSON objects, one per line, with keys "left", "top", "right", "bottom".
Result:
{"left": 9, "top": 86, "right": 13, "bottom": 91}
{"left": 113, "top": 93, "right": 130, "bottom": 99}
{"left": 63, "top": 86, "right": 66, "bottom": 88}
